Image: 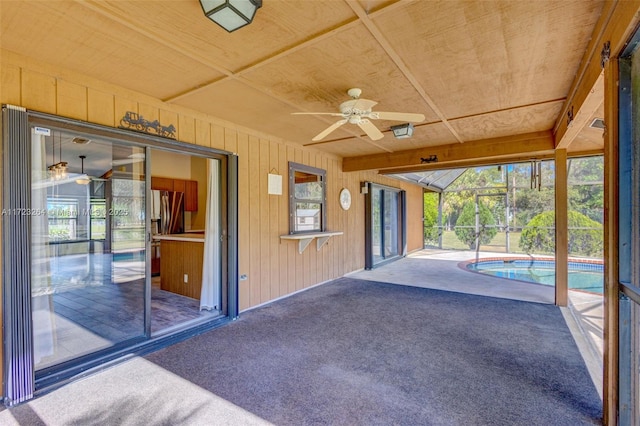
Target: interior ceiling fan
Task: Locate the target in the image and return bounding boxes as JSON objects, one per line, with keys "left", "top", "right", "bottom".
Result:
{"left": 293, "top": 88, "right": 425, "bottom": 141}
{"left": 112, "top": 152, "right": 145, "bottom": 167}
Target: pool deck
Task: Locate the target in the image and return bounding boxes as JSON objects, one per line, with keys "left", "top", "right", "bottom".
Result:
{"left": 350, "top": 248, "right": 604, "bottom": 397}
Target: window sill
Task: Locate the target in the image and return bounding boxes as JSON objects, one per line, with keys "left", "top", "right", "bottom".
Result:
{"left": 280, "top": 231, "right": 343, "bottom": 254}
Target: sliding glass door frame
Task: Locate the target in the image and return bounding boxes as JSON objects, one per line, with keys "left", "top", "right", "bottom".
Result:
{"left": 2, "top": 108, "right": 239, "bottom": 404}
{"left": 364, "top": 182, "right": 407, "bottom": 270}
{"left": 617, "top": 27, "right": 640, "bottom": 425}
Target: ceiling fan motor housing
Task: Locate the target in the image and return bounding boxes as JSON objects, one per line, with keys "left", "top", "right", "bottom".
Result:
{"left": 339, "top": 99, "right": 377, "bottom": 118}
{"left": 347, "top": 88, "right": 362, "bottom": 99}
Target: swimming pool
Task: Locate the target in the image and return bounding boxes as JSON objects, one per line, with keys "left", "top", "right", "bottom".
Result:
{"left": 466, "top": 258, "right": 603, "bottom": 294}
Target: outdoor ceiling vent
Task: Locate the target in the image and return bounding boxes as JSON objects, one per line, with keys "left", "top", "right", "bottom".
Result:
{"left": 589, "top": 118, "right": 605, "bottom": 129}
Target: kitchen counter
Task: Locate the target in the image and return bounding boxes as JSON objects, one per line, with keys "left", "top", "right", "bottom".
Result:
{"left": 153, "top": 233, "right": 205, "bottom": 242}
{"left": 156, "top": 235, "right": 205, "bottom": 299}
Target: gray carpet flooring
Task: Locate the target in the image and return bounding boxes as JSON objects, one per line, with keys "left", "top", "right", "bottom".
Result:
{"left": 146, "top": 277, "right": 602, "bottom": 425}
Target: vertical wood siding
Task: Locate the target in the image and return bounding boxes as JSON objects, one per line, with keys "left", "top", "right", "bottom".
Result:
{"left": 0, "top": 51, "right": 424, "bottom": 315}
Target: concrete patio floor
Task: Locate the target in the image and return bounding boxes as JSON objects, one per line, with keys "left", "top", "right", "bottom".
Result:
{"left": 351, "top": 248, "right": 604, "bottom": 398}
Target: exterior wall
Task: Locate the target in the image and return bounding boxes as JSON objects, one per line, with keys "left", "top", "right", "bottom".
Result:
{"left": 0, "top": 49, "right": 424, "bottom": 315}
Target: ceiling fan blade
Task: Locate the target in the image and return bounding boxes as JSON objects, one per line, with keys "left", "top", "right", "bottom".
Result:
{"left": 369, "top": 111, "right": 425, "bottom": 122}
{"left": 112, "top": 152, "right": 146, "bottom": 166}
{"left": 292, "top": 112, "right": 344, "bottom": 117}
{"left": 312, "top": 119, "right": 348, "bottom": 141}
{"left": 112, "top": 158, "right": 145, "bottom": 166}
{"left": 346, "top": 98, "right": 377, "bottom": 112}
{"left": 357, "top": 119, "right": 384, "bottom": 141}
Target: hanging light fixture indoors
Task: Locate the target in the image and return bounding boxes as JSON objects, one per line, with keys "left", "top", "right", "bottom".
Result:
{"left": 75, "top": 155, "right": 91, "bottom": 185}
{"left": 48, "top": 132, "right": 67, "bottom": 180}
{"left": 199, "top": 0, "right": 262, "bottom": 32}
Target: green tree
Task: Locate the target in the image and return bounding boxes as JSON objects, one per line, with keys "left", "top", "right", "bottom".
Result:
{"left": 513, "top": 187, "right": 555, "bottom": 227}
{"left": 519, "top": 210, "right": 603, "bottom": 256}
{"left": 567, "top": 156, "right": 604, "bottom": 223}
{"left": 454, "top": 201, "right": 497, "bottom": 249}
{"left": 443, "top": 166, "right": 504, "bottom": 230}
{"left": 424, "top": 192, "right": 439, "bottom": 244}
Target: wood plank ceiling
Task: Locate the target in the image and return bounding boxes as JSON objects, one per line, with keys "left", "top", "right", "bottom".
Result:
{"left": 0, "top": 0, "right": 605, "bottom": 173}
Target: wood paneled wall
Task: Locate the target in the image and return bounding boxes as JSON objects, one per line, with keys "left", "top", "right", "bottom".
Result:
{"left": 0, "top": 49, "right": 424, "bottom": 313}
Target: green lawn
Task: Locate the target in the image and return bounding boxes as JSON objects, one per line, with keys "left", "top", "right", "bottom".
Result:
{"left": 429, "top": 230, "right": 540, "bottom": 254}
{"left": 427, "top": 230, "right": 602, "bottom": 258}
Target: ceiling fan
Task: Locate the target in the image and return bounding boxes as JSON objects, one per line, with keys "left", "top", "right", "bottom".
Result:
{"left": 76, "top": 155, "right": 109, "bottom": 184}
{"left": 292, "top": 88, "right": 425, "bottom": 141}
{"left": 112, "top": 152, "right": 145, "bottom": 167}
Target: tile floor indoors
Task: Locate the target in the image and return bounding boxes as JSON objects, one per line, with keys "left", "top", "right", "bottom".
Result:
{"left": 33, "top": 252, "right": 219, "bottom": 369}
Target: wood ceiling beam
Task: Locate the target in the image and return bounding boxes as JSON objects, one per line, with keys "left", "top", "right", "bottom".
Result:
{"left": 448, "top": 98, "right": 566, "bottom": 121}
{"left": 568, "top": 148, "right": 605, "bottom": 158}
{"left": 345, "top": 0, "right": 464, "bottom": 144}
{"left": 554, "top": 0, "right": 640, "bottom": 149}
{"left": 342, "top": 131, "right": 554, "bottom": 172}
{"left": 379, "top": 147, "right": 603, "bottom": 176}
{"left": 555, "top": 73, "right": 604, "bottom": 149}
{"left": 378, "top": 152, "right": 556, "bottom": 175}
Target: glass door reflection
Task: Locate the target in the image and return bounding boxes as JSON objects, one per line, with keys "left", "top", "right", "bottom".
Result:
{"left": 366, "top": 183, "right": 404, "bottom": 269}
{"left": 383, "top": 190, "right": 399, "bottom": 259}
{"left": 31, "top": 129, "right": 146, "bottom": 370}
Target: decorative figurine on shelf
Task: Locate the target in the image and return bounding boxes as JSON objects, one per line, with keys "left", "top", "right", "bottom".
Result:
{"left": 119, "top": 111, "right": 177, "bottom": 140}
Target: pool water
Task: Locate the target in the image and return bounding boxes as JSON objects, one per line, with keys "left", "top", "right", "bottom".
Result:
{"left": 112, "top": 250, "right": 145, "bottom": 262}
{"left": 467, "top": 259, "right": 603, "bottom": 294}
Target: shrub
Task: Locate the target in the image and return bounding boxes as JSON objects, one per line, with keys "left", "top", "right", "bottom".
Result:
{"left": 424, "top": 192, "right": 439, "bottom": 244}
{"left": 519, "top": 210, "right": 603, "bottom": 256}
{"left": 454, "top": 202, "right": 497, "bottom": 249}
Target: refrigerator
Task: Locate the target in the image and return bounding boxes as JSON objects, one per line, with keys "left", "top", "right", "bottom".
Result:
{"left": 151, "top": 190, "right": 184, "bottom": 276}
{"left": 151, "top": 190, "right": 185, "bottom": 235}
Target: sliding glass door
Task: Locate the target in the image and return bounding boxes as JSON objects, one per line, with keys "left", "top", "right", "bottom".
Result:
{"left": 365, "top": 183, "right": 406, "bottom": 269}
{"left": 618, "top": 26, "right": 640, "bottom": 425}
{"left": 31, "top": 128, "right": 147, "bottom": 370}
{"left": 2, "top": 108, "right": 237, "bottom": 403}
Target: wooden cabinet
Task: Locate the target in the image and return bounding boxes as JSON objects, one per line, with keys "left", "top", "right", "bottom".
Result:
{"left": 159, "top": 239, "right": 204, "bottom": 299}
{"left": 184, "top": 180, "right": 198, "bottom": 211}
{"left": 173, "top": 179, "right": 185, "bottom": 193}
{"left": 151, "top": 176, "right": 174, "bottom": 192}
{"left": 151, "top": 176, "right": 198, "bottom": 211}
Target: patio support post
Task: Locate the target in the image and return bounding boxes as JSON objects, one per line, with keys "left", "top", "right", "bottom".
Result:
{"left": 505, "top": 190, "right": 510, "bottom": 253}
{"left": 555, "top": 148, "right": 568, "bottom": 307}
{"left": 474, "top": 193, "right": 480, "bottom": 251}
{"left": 603, "top": 49, "right": 620, "bottom": 426}
{"left": 437, "top": 192, "right": 443, "bottom": 249}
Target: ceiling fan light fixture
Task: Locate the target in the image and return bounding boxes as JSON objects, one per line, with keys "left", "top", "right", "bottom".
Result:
{"left": 391, "top": 123, "right": 414, "bottom": 139}
{"left": 199, "top": 0, "right": 262, "bottom": 32}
